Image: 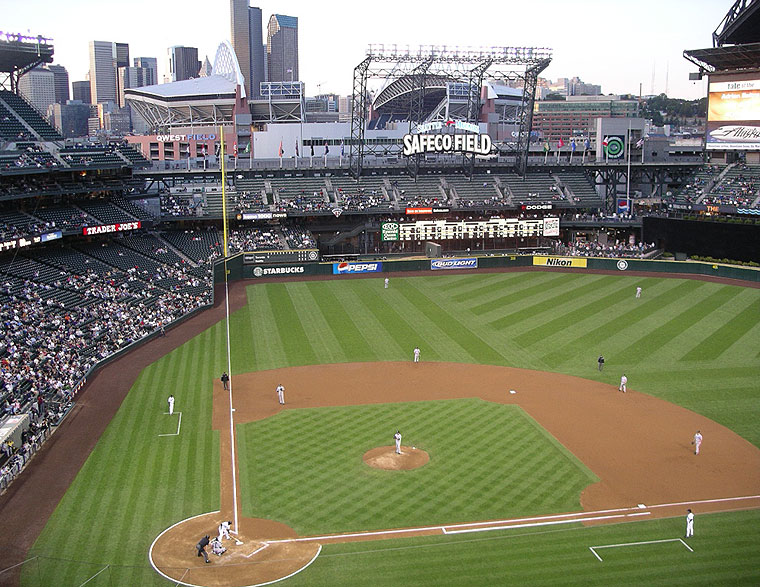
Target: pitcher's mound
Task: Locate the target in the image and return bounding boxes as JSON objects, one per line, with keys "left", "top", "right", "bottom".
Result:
{"left": 363, "top": 446, "right": 429, "bottom": 470}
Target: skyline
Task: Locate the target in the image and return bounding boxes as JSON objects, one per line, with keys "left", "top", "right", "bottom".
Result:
{"left": 3, "top": 0, "right": 731, "bottom": 100}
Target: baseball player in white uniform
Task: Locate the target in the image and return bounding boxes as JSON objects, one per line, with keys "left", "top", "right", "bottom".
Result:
{"left": 218, "top": 520, "right": 231, "bottom": 541}
{"left": 394, "top": 430, "right": 402, "bottom": 454}
{"left": 384, "top": 277, "right": 389, "bottom": 289}
{"left": 635, "top": 286, "right": 642, "bottom": 298}
{"left": 693, "top": 430, "right": 702, "bottom": 455}
{"left": 619, "top": 374, "right": 627, "bottom": 393}
{"left": 167, "top": 395, "right": 175, "bottom": 415}
{"left": 413, "top": 346, "right": 420, "bottom": 363}
{"left": 686, "top": 509, "right": 694, "bottom": 537}
{"left": 276, "top": 384, "right": 285, "bottom": 405}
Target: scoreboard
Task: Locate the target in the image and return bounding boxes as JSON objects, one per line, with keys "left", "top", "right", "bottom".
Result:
{"left": 243, "top": 249, "right": 319, "bottom": 264}
{"left": 382, "top": 217, "right": 559, "bottom": 241}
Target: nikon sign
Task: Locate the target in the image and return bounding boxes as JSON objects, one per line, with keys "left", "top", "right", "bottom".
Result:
{"left": 402, "top": 133, "right": 492, "bottom": 157}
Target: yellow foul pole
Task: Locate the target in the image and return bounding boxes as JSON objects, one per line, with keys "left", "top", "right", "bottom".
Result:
{"left": 220, "top": 126, "right": 229, "bottom": 258}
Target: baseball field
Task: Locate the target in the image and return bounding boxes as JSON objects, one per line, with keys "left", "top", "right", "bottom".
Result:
{"left": 16, "top": 270, "right": 760, "bottom": 586}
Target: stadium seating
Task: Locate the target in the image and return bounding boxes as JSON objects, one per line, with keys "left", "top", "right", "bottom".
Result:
{"left": 672, "top": 165, "right": 725, "bottom": 204}
{"left": 556, "top": 171, "right": 600, "bottom": 204}
{"left": 501, "top": 172, "right": 564, "bottom": 204}
{"left": 0, "top": 90, "right": 62, "bottom": 141}
{"left": 59, "top": 146, "right": 126, "bottom": 168}
{"left": 30, "top": 206, "right": 92, "bottom": 232}
{"left": 161, "top": 229, "right": 222, "bottom": 263}
{"left": 76, "top": 200, "right": 139, "bottom": 224}
{"left": 272, "top": 177, "right": 329, "bottom": 211}
{"left": 700, "top": 164, "right": 760, "bottom": 207}
{"left": 446, "top": 176, "right": 509, "bottom": 208}
{"left": 391, "top": 176, "right": 448, "bottom": 207}
{"left": 331, "top": 176, "right": 393, "bottom": 211}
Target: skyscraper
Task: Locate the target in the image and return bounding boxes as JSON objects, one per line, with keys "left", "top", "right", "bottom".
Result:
{"left": 266, "top": 14, "right": 298, "bottom": 83}
{"left": 133, "top": 57, "right": 158, "bottom": 86}
{"left": 89, "top": 41, "right": 128, "bottom": 104}
{"left": 47, "top": 65, "right": 70, "bottom": 105}
{"left": 72, "top": 80, "right": 91, "bottom": 104}
{"left": 230, "top": 1, "right": 265, "bottom": 98}
{"left": 167, "top": 46, "right": 201, "bottom": 82}
{"left": 18, "top": 66, "right": 56, "bottom": 115}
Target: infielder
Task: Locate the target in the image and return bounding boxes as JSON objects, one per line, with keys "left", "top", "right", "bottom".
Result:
{"left": 686, "top": 509, "right": 694, "bottom": 537}
{"left": 167, "top": 395, "right": 175, "bottom": 415}
{"left": 384, "top": 277, "right": 389, "bottom": 289}
{"left": 597, "top": 355, "right": 605, "bottom": 372}
{"left": 394, "top": 430, "right": 402, "bottom": 454}
{"left": 635, "top": 286, "right": 642, "bottom": 298}
{"left": 693, "top": 430, "right": 702, "bottom": 455}
{"left": 619, "top": 374, "right": 627, "bottom": 393}
{"left": 276, "top": 384, "right": 285, "bottom": 405}
{"left": 413, "top": 346, "right": 420, "bottom": 363}
{"left": 218, "top": 520, "right": 231, "bottom": 541}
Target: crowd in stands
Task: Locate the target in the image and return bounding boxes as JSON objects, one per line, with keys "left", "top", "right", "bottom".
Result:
{"left": 161, "top": 193, "right": 204, "bottom": 217}
{"left": 701, "top": 164, "right": 759, "bottom": 207}
{"left": 338, "top": 188, "right": 387, "bottom": 211}
{"left": 282, "top": 226, "right": 317, "bottom": 249}
{"left": 552, "top": 240, "right": 657, "bottom": 258}
{"left": 227, "top": 228, "right": 282, "bottom": 252}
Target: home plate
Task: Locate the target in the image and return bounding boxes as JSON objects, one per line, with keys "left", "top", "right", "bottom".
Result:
{"left": 509, "top": 390, "right": 516, "bottom": 394}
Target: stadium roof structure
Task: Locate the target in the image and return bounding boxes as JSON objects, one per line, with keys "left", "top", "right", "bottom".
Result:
{"left": 0, "top": 32, "right": 54, "bottom": 93}
{"left": 125, "top": 40, "right": 245, "bottom": 131}
{"left": 683, "top": 42, "right": 760, "bottom": 73}
{"left": 713, "top": 0, "right": 760, "bottom": 47}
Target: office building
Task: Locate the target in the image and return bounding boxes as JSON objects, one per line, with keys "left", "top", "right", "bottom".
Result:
{"left": 89, "top": 40, "right": 128, "bottom": 104}
{"left": 72, "top": 80, "right": 91, "bottom": 104}
{"left": 167, "top": 46, "right": 201, "bottom": 82}
{"left": 118, "top": 66, "right": 154, "bottom": 107}
{"left": 47, "top": 64, "right": 70, "bottom": 104}
{"left": 230, "top": 1, "right": 265, "bottom": 98}
{"left": 532, "top": 95, "right": 639, "bottom": 142}
{"left": 266, "top": 14, "right": 298, "bottom": 83}
{"left": 133, "top": 57, "right": 158, "bottom": 86}
{"left": 50, "top": 101, "right": 90, "bottom": 138}
{"left": 18, "top": 66, "right": 56, "bottom": 116}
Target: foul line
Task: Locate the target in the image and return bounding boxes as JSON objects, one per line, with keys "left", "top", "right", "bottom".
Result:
{"left": 158, "top": 412, "right": 182, "bottom": 437}
{"left": 266, "top": 494, "right": 760, "bottom": 545}
{"left": 589, "top": 537, "right": 693, "bottom": 562}
{"left": 244, "top": 542, "right": 270, "bottom": 559}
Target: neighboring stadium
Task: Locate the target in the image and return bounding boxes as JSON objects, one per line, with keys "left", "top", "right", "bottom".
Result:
{"left": 0, "top": 3, "right": 759, "bottom": 586}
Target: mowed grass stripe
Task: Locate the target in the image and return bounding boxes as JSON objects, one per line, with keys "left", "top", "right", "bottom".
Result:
{"left": 470, "top": 272, "right": 571, "bottom": 315}
{"left": 307, "top": 281, "right": 376, "bottom": 361}
{"left": 541, "top": 279, "right": 701, "bottom": 367}
{"left": 246, "top": 284, "right": 288, "bottom": 371}
{"left": 351, "top": 281, "right": 420, "bottom": 359}
{"left": 265, "top": 282, "right": 318, "bottom": 365}
{"left": 679, "top": 296, "right": 760, "bottom": 362}
{"left": 400, "top": 280, "right": 505, "bottom": 363}
{"left": 288, "top": 283, "right": 351, "bottom": 365}
{"left": 617, "top": 284, "right": 742, "bottom": 362}
{"left": 449, "top": 272, "right": 535, "bottom": 303}
{"left": 504, "top": 275, "right": 622, "bottom": 339}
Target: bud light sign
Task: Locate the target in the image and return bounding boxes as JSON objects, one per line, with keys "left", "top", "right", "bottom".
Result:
{"left": 332, "top": 262, "right": 383, "bottom": 274}
{"left": 431, "top": 258, "right": 478, "bottom": 270}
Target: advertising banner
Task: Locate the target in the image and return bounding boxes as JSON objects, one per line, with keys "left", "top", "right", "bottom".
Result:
{"left": 706, "top": 75, "right": 760, "bottom": 151}
{"left": 251, "top": 266, "right": 306, "bottom": 277}
{"left": 332, "top": 262, "right": 383, "bottom": 274}
{"left": 533, "top": 256, "right": 588, "bottom": 268}
{"left": 82, "top": 221, "right": 142, "bottom": 236}
{"left": 431, "top": 258, "right": 478, "bottom": 270}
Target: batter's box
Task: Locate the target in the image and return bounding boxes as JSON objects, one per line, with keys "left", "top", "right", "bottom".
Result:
{"left": 158, "top": 412, "right": 182, "bottom": 437}
{"left": 589, "top": 538, "right": 693, "bottom": 562}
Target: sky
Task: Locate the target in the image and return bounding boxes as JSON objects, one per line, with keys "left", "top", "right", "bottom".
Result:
{"left": 2, "top": 0, "right": 732, "bottom": 100}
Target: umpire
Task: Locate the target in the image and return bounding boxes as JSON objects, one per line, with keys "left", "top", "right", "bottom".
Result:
{"left": 196, "top": 535, "right": 211, "bottom": 563}
{"left": 221, "top": 372, "right": 230, "bottom": 390}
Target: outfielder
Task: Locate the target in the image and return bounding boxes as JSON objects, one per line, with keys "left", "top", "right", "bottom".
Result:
{"left": 218, "top": 520, "right": 231, "bottom": 541}
{"left": 167, "top": 395, "right": 175, "bottom": 415}
{"left": 686, "top": 509, "right": 694, "bottom": 537}
{"left": 635, "top": 286, "right": 642, "bottom": 298}
{"left": 276, "top": 384, "right": 285, "bottom": 405}
{"left": 619, "top": 374, "right": 627, "bottom": 393}
{"left": 413, "top": 346, "right": 420, "bottom": 363}
{"left": 384, "top": 277, "right": 389, "bottom": 289}
{"left": 692, "top": 430, "right": 702, "bottom": 455}
{"left": 394, "top": 430, "right": 402, "bottom": 454}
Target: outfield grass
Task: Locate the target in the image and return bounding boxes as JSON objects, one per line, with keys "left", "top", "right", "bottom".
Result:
{"left": 24, "top": 272, "right": 760, "bottom": 585}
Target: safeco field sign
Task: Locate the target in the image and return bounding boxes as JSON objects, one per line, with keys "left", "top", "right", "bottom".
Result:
{"left": 533, "top": 257, "right": 588, "bottom": 268}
